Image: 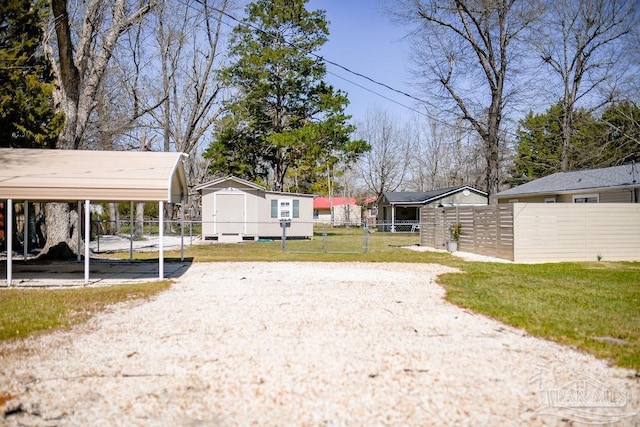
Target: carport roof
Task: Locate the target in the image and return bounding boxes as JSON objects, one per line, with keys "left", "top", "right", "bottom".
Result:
{"left": 0, "top": 148, "right": 188, "bottom": 202}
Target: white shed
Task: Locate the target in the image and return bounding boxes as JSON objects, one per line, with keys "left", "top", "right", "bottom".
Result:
{"left": 195, "top": 176, "right": 314, "bottom": 242}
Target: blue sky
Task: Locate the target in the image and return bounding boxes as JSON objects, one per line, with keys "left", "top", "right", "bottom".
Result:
{"left": 307, "top": 1, "right": 420, "bottom": 124}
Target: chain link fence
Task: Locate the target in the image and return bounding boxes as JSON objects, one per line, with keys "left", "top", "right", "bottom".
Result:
{"left": 284, "top": 221, "right": 420, "bottom": 254}
{"left": 4, "top": 216, "right": 421, "bottom": 257}
{"left": 95, "top": 219, "right": 422, "bottom": 254}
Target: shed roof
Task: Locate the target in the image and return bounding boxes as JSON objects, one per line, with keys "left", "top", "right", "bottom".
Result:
{"left": 381, "top": 185, "right": 487, "bottom": 205}
{"left": 0, "top": 148, "right": 188, "bottom": 202}
{"left": 194, "top": 175, "right": 265, "bottom": 192}
{"left": 495, "top": 164, "right": 640, "bottom": 198}
{"left": 195, "top": 175, "right": 315, "bottom": 198}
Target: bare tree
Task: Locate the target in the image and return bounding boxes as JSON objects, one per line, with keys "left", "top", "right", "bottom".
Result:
{"left": 51, "top": 0, "right": 155, "bottom": 150}
{"left": 355, "top": 108, "right": 412, "bottom": 198}
{"left": 409, "top": 117, "right": 484, "bottom": 191}
{"left": 139, "top": 0, "right": 232, "bottom": 230}
{"left": 147, "top": 0, "right": 230, "bottom": 173}
{"left": 41, "top": 0, "right": 155, "bottom": 257}
{"left": 398, "top": 0, "right": 542, "bottom": 195}
{"left": 534, "top": 0, "right": 638, "bottom": 171}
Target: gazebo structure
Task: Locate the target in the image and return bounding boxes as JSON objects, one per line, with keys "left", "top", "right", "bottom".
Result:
{"left": 0, "top": 148, "right": 188, "bottom": 287}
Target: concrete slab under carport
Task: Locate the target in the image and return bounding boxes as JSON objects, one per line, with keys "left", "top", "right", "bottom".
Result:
{"left": 0, "top": 259, "right": 192, "bottom": 288}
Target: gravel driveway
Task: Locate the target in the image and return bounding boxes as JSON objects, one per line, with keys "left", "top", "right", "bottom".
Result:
{"left": 1, "top": 262, "right": 638, "bottom": 426}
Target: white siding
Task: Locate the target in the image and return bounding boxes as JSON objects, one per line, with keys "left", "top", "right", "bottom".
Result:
{"left": 600, "top": 190, "right": 634, "bottom": 203}
{"left": 513, "top": 203, "right": 640, "bottom": 262}
{"left": 315, "top": 205, "right": 361, "bottom": 225}
{"left": 258, "top": 193, "right": 314, "bottom": 238}
{"left": 199, "top": 182, "right": 313, "bottom": 239}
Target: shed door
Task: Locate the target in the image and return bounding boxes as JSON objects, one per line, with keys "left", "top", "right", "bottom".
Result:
{"left": 215, "top": 193, "right": 245, "bottom": 234}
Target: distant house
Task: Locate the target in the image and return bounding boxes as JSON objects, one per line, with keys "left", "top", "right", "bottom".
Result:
{"left": 378, "top": 185, "right": 488, "bottom": 231}
{"left": 313, "top": 197, "right": 361, "bottom": 225}
{"left": 494, "top": 164, "right": 640, "bottom": 204}
{"left": 195, "top": 176, "right": 314, "bottom": 242}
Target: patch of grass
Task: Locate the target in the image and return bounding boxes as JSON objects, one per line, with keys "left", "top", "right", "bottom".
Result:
{"left": 116, "top": 229, "right": 462, "bottom": 265}
{"left": 0, "top": 281, "right": 171, "bottom": 341}
{"left": 438, "top": 262, "right": 640, "bottom": 371}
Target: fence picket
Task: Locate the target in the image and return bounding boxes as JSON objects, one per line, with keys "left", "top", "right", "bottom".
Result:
{"left": 420, "top": 205, "right": 514, "bottom": 261}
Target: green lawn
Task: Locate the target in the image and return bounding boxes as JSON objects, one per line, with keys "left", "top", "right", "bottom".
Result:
{"left": 0, "top": 281, "right": 171, "bottom": 341}
{"left": 2, "top": 229, "right": 639, "bottom": 371}
{"left": 437, "top": 262, "right": 640, "bottom": 370}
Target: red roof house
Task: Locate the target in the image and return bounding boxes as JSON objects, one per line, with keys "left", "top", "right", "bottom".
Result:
{"left": 313, "top": 197, "right": 361, "bottom": 225}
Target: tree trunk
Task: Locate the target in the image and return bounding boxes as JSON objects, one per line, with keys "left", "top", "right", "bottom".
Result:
{"left": 560, "top": 95, "right": 574, "bottom": 172}
{"left": 39, "top": 202, "right": 83, "bottom": 260}
{"left": 51, "top": 0, "right": 81, "bottom": 149}
{"left": 482, "top": 90, "right": 503, "bottom": 196}
{"left": 107, "top": 202, "right": 120, "bottom": 235}
{"left": 43, "top": 0, "right": 154, "bottom": 258}
{"left": 34, "top": 203, "right": 46, "bottom": 249}
{"left": 164, "top": 203, "right": 175, "bottom": 233}
{"left": 135, "top": 202, "right": 145, "bottom": 238}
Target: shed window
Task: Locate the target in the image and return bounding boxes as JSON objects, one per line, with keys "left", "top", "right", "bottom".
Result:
{"left": 272, "top": 199, "right": 294, "bottom": 219}
{"left": 271, "top": 199, "right": 300, "bottom": 218}
{"left": 279, "top": 199, "right": 291, "bottom": 218}
{"left": 292, "top": 200, "right": 300, "bottom": 218}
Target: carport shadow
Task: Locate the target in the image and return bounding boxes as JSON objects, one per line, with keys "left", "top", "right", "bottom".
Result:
{"left": 0, "top": 257, "right": 194, "bottom": 288}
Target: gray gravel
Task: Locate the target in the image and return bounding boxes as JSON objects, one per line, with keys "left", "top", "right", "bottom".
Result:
{"left": 1, "top": 262, "right": 638, "bottom": 426}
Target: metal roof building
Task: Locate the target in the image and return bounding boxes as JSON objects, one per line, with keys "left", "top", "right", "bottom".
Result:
{"left": 0, "top": 148, "right": 188, "bottom": 286}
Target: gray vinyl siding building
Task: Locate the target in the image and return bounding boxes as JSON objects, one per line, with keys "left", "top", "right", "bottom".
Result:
{"left": 195, "top": 176, "right": 313, "bottom": 241}
{"left": 494, "top": 164, "right": 640, "bottom": 204}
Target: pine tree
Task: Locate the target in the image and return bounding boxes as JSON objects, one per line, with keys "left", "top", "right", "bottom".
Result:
{"left": 510, "top": 101, "right": 640, "bottom": 185}
{"left": 0, "top": 0, "right": 63, "bottom": 148}
{"left": 205, "top": 0, "right": 368, "bottom": 191}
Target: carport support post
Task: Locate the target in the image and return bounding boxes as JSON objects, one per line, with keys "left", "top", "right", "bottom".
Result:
{"left": 23, "top": 201, "right": 28, "bottom": 259}
{"left": 7, "top": 198, "right": 12, "bottom": 287}
{"left": 159, "top": 201, "right": 164, "bottom": 279}
{"left": 84, "top": 200, "right": 90, "bottom": 285}
{"left": 391, "top": 204, "right": 396, "bottom": 232}
{"left": 129, "top": 201, "right": 133, "bottom": 261}
{"left": 180, "top": 202, "right": 184, "bottom": 262}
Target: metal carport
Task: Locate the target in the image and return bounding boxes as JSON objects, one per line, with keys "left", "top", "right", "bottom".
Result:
{"left": 0, "top": 148, "right": 188, "bottom": 287}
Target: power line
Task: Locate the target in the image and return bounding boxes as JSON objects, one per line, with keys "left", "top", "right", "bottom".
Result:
{"left": 326, "top": 70, "right": 429, "bottom": 119}
{"left": 319, "top": 57, "right": 434, "bottom": 113}
{"left": 191, "top": 1, "right": 441, "bottom": 117}
{"left": 189, "top": 0, "right": 517, "bottom": 138}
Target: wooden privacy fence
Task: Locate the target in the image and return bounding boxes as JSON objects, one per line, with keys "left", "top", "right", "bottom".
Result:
{"left": 420, "top": 205, "right": 514, "bottom": 261}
